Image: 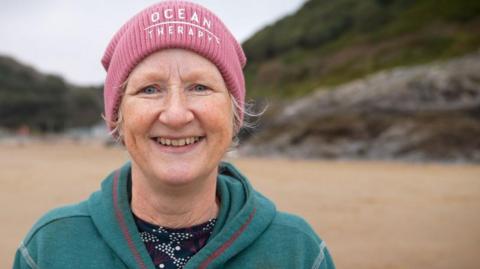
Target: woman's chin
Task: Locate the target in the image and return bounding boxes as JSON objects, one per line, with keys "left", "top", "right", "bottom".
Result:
{"left": 150, "top": 164, "right": 210, "bottom": 186}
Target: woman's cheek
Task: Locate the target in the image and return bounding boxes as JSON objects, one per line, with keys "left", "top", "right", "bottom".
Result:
{"left": 197, "top": 99, "right": 232, "bottom": 127}
{"left": 128, "top": 100, "right": 158, "bottom": 125}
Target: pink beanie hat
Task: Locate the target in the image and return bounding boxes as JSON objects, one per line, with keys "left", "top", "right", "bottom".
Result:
{"left": 101, "top": 0, "right": 247, "bottom": 130}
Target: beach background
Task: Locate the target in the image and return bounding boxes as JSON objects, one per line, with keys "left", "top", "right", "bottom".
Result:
{"left": 1, "top": 141, "right": 479, "bottom": 269}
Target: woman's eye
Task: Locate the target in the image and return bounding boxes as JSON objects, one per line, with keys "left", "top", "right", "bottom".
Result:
{"left": 192, "top": 84, "right": 209, "bottom": 92}
{"left": 140, "top": 86, "right": 158, "bottom": 94}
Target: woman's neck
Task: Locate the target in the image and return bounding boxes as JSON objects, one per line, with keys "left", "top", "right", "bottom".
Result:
{"left": 130, "top": 166, "right": 220, "bottom": 229}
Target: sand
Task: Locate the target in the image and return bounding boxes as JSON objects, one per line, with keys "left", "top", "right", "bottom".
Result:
{"left": 1, "top": 142, "right": 479, "bottom": 269}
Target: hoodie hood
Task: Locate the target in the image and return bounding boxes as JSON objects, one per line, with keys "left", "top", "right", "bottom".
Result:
{"left": 87, "top": 162, "right": 276, "bottom": 269}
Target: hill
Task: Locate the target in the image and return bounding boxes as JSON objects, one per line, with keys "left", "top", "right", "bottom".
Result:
{"left": 0, "top": 55, "right": 103, "bottom": 133}
{"left": 243, "top": 0, "right": 480, "bottom": 99}
{"left": 240, "top": 51, "right": 480, "bottom": 162}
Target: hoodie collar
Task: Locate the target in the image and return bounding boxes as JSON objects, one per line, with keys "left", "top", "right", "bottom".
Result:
{"left": 88, "top": 162, "right": 276, "bottom": 269}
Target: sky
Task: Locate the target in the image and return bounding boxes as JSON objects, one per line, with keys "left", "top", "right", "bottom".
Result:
{"left": 0, "top": 0, "right": 306, "bottom": 86}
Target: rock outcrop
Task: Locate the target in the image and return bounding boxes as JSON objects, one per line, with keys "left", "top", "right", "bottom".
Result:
{"left": 240, "top": 51, "right": 480, "bottom": 162}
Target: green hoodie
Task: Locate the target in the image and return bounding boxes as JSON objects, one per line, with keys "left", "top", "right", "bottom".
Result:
{"left": 13, "top": 162, "right": 335, "bottom": 269}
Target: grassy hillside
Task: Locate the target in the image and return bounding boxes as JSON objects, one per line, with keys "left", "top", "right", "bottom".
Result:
{"left": 0, "top": 55, "right": 102, "bottom": 132}
{"left": 243, "top": 0, "right": 480, "bottom": 99}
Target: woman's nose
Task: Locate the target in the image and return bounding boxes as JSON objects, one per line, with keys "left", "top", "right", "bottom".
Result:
{"left": 158, "top": 90, "right": 194, "bottom": 128}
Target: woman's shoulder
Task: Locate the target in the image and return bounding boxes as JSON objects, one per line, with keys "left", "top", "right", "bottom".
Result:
{"left": 271, "top": 211, "right": 322, "bottom": 242}
{"left": 252, "top": 191, "right": 322, "bottom": 241}
{"left": 23, "top": 201, "right": 91, "bottom": 244}
{"left": 15, "top": 200, "right": 126, "bottom": 269}
{"left": 244, "top": 210, "right": 335, "bottom": 269}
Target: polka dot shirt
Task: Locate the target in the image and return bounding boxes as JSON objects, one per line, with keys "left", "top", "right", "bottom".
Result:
{"left": 134, "top": 215, "right": 217, "bottom": 269}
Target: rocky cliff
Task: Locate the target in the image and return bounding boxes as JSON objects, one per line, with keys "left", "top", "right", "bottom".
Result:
{"left": 240, "top": 51, "right": 480, "bottom": 162}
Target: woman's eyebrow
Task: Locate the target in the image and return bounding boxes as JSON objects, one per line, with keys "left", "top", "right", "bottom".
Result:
{"left": 179, "top": 69, "right": 221, "bottom": 83}
{"left": 129, "top": 70, "right": 170, "bottom": 86}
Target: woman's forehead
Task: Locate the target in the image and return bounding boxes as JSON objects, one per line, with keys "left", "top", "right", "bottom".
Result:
{"left": 129, "top": 49, "right": 223, "bottom": 82}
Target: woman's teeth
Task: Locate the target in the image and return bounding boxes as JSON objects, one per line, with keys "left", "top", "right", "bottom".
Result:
{"left": 155, "top": 136, "right": 201, "bottom": 147}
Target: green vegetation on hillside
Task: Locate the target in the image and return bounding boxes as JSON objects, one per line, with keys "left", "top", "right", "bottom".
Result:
{"left": 0, "top": 56, "right": 102, "bottom": 132}
{"left": 243, "top": 0, "right": 480, "bottom": 99}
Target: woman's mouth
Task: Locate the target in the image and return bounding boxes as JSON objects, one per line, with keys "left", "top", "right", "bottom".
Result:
{"left": 151, "top": 136, "right": 204, "bottom": 147}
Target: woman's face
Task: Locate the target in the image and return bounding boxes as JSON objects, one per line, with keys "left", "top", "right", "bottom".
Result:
{"left": 120, "top": 49, "right": 233, "bottom": 186}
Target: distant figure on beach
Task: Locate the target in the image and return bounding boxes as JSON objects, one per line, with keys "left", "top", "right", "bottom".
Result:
{"left": 16, "top": 125, "right": 30, "bottom": 146}
{"left": 13, "top": 1, "right": 335, "bottom": 268}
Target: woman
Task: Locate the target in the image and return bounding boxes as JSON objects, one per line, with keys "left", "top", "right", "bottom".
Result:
{"left": 14, "top": 1, "right": 335, "bottom": 268}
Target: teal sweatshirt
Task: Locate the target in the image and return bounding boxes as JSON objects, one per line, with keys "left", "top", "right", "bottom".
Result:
{"left": 13, "top": 162, "right": 335, "bottom": 269}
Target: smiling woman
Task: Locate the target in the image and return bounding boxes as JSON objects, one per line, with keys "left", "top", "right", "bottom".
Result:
{"left": 121, "top": 49, "right": 234, "bottom": 205}
{"left": 13, "top": 1, "right": 335, "bottom": 269}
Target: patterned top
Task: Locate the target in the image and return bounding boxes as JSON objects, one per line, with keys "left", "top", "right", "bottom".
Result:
{"left": 134, "top": 214, "right": 217, "bottom": 269}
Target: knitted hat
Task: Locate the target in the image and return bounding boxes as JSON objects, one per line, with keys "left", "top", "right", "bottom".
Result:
{"left": 101, "top": 0, "right": 247, "bottom": 130}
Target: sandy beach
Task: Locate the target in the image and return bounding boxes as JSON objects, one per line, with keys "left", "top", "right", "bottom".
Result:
{"left": 1, "top": 142, "right": 479, "bottom": 269}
